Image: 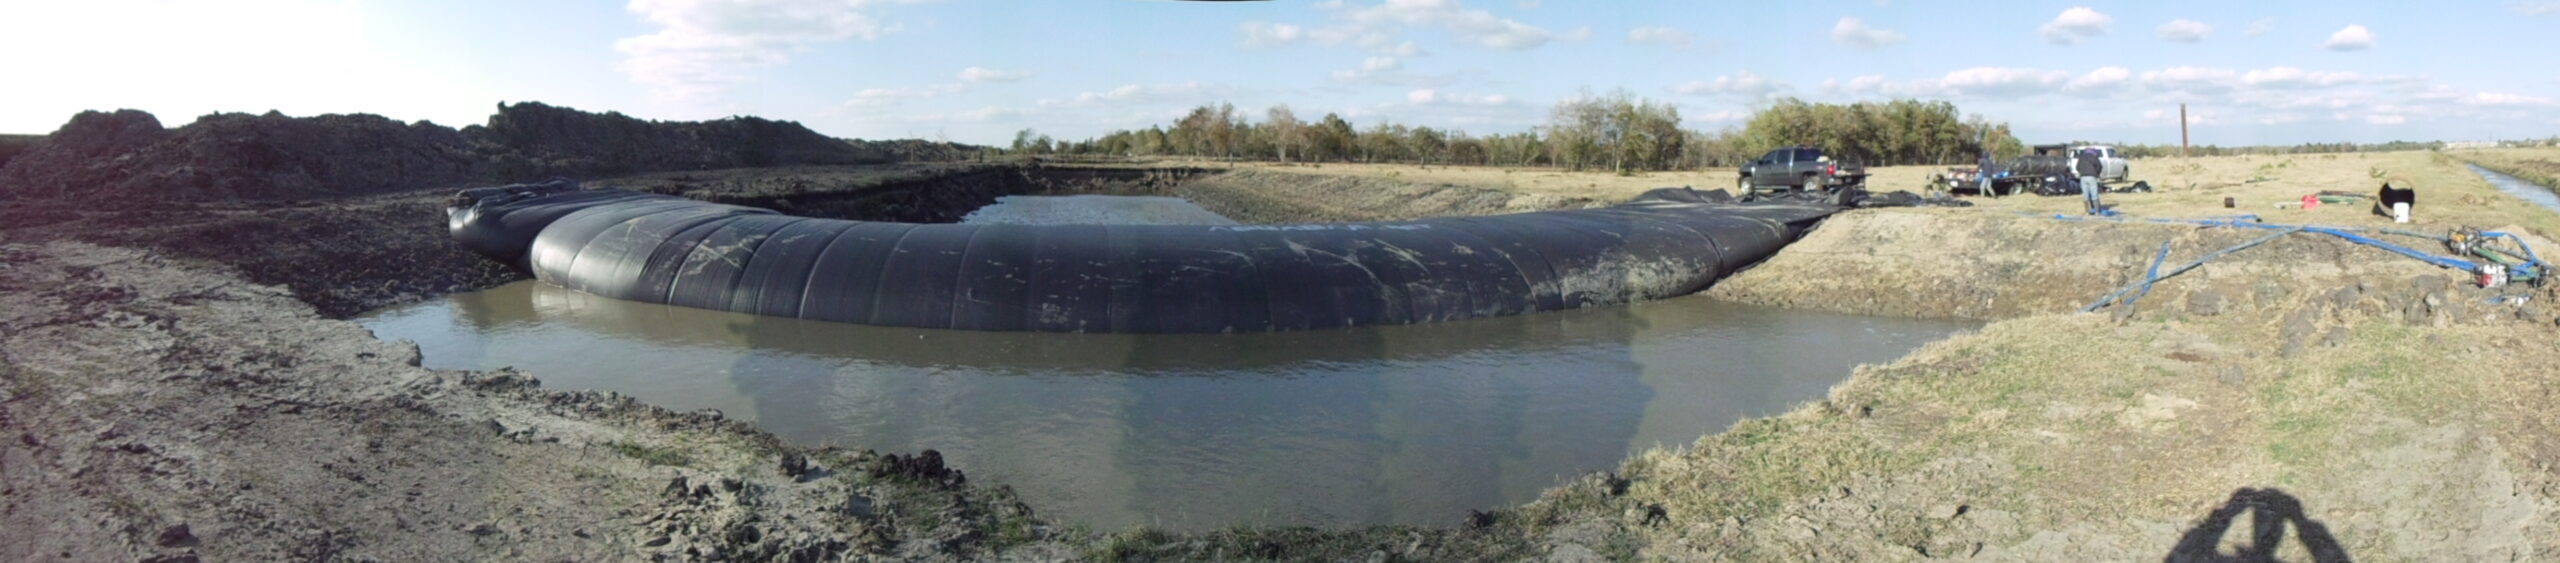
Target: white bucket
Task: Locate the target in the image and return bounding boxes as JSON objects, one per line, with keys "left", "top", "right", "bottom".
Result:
{"left": 2392, "top": 202, "right": 2410, "bottom": 224}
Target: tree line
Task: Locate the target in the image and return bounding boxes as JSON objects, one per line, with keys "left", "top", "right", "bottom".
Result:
{"left": 1019, "top": 92, "right": 2030, "bottom": 171}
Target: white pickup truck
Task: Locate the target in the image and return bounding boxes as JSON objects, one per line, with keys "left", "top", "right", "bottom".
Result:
{"left": 2070, "top": 145, "right": 2130, "bottom": 182}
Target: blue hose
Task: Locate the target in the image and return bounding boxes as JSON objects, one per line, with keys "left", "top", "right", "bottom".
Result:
{"left": 2034, "top": 212, "right": 2551, "bottom": 280}
{"left": 2081, "top": 227, "right": 2306, "bottom": 312}
{"left": 2122, "top": 241, "right": 2172, "bottom": 310}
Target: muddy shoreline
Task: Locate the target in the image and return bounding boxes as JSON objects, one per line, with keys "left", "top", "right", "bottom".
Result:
{"left": 8, "top": 154, "right": 2560, "bottom": 559}
{"left": 0, "top": 162, "right": 1608, "bottom": 560}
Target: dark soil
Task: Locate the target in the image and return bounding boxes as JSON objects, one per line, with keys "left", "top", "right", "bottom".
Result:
{"left": 0, "top": 103, "right": 909, "bottom": 203}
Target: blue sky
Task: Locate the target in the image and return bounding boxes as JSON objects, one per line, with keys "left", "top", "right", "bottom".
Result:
{"left": 4, "top": 0, "right": 2556, "bottom": 146}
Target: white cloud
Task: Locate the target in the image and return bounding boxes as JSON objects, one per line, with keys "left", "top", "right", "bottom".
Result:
{"left": 2411, "top": 85, "right": 2465, "bottom": 101}
{"left": 1349, "top": 0, "right": 1568, "bottom": 50}
{"left": 2462, "top": 92, "right": 2558, "bottom": 107}
{"left": 1822, "top": 74, "right": 1889, "bottom": 95}
{"left": 956, "top": 67, "right": 1027, "bottom": 83}
{"left": 1036, "top": 82, "right": 1214, "bottom": 109}
{"left": 617, "top": 0, "right": 928, "bottom": 108}
{"left": 2240, "top": 67, "right": 2359, "bottom": 88}
{"left": 1673, "top": 71, "right": 1790, "bottom": 100}
{"left": 1406, "top": 89, "right": 1510, "bottom": 106}
{"left": 2156, "top": 19, "right": 2211, "bottom": 43}
{"left": 1696, "top": 109, "right": 1748, "bottom": 122}
{"left": 1327, "top": 55, "right": 1470, "bottom": 86}
{"left": 2324, "top": 25, "right": 2375, "bottom": 51}
{"left": 2142, "top": 108, "right": 2219, "bottom": 126}
{"left": 2520, "top": 1, "right": 2560, "bottom": 16}
{"left": 1831, "top": 18, "right": 1906, "bottom": 50}
{"left": 2365, "top": 114, "right": 2406, "bottom": 125}
{"left": 2069, "top": 66, "right": 2132, "bottom": 90}
{"left": 842, "top": 82, "right": 967, "bottom": 107}
{"left": 2245, "top": 18, "right": 2275, "bottom": 37}
{"left": 1241, "top": 0, "right": 1564, "bottom": 53}
{"left": 1937, "top": 67, "right": 2070, "bottom": 97}
{"left": 1628, "top": 26, "right": 1692, "bottom": 47}
{"left": 2142, "top": 66, "right": 2239, "bottom": 92}
{"left": 955, "top": 106, "right": 1022, "bottom": 122}
{"left": 2039, "top": 7, "right": 2111, "bottom": 45}
{"left": 1240, "top": 21, "right": 1308, "bottom": 46}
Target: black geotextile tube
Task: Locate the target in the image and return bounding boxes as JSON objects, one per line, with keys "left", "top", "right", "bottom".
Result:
{"left": 448, "top": 182, "right": 1836, "bottom": 333}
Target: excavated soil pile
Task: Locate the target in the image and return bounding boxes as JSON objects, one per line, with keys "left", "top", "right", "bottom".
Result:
{"left": 470, "top": 102, "right": 886, "bottom": 180}
{"left": 0, "top": 134, "right": 43, "bottom": 170}
{"left": 0, "top": 102, "right": 892, "bottom": 202}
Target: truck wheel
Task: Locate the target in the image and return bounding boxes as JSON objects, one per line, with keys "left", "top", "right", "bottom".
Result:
{"left": 1737, "top": 176, "right": 1750, "bottom": 193}
{"left": 1802, "top": 174, "right": 1822, "bottom": 192}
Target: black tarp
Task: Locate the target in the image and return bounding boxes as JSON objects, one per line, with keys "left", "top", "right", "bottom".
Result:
{"left": 450, "top": 184, "right": 1835, "bottom": 333}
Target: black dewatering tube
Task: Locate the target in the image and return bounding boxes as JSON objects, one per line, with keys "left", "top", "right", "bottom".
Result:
{"left": 449, "top": 179, "right": 1838, "bottom": 333}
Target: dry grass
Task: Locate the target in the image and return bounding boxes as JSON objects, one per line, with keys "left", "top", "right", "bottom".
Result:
{"left": 1208, "top": 151, "right": 2560, "bottom": 559}
{"left": 2450, "top": 147, "right": 2560, "bottom": 192}
{"left": 1192, "top": 152, "right": 2560, "bottom": 242}
{"left": 1564, "top": 309, "right": 2560, "bottom": 560}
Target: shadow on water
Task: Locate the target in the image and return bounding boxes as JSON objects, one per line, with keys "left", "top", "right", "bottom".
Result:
{"left": 377, "top": 203, "right": 1974, "bottom": 531}
{"left": 2165, "top": 488, "right": 2351, "bottom": 563}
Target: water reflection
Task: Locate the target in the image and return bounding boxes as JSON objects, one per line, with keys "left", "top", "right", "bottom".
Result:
{"left": 2468, "top": 164, "right": 2560, "bottom": 213}
{"left": 364, "top": 280, "right": 1973, "bottom": 530}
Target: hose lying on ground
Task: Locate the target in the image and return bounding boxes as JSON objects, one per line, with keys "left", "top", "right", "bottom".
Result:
{"left": 2042, "top": 213, "right": 2552, "bottom": 312}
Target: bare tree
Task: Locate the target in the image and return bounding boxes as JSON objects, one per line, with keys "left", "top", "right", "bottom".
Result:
{"left": 1265, "top": 105, "right": 1303, "bottom": 163}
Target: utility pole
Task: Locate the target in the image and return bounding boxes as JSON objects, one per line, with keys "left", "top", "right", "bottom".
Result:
{"left": 2179, "top": 103, "right": 2190, "bottom": 158}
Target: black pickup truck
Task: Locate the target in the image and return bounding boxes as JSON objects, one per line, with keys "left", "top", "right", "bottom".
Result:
{"left": 1738, "top": 147, "right": 1867, "bottom": 196}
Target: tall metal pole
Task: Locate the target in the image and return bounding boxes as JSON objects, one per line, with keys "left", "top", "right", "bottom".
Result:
{"left": 2179, "top": 104, "right": 2190, "bottom": 158}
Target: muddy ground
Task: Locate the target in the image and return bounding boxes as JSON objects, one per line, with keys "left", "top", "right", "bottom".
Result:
{"left": 5, "top": 153, "right": 2560, "bottom": 560}
{"left": 0, "top": 162, "right": 1593, "bottom": 561}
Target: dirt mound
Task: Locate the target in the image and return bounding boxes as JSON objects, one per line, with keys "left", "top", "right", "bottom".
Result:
{"left": 470, "top": 102, "right": 883, "bottom": 179}
{"left": 0, "top": 134, "right": 43, "bottom": 169}
{"left": 0, "top": 103, "right": 897, "bottom": 202}
{"left": 0, "top": 110, "right": 482, "bottom": 201}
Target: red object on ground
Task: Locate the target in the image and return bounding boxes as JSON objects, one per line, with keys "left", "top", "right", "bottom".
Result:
{"left": 2301, "top": 194, "right": 2319, "bottom": 210}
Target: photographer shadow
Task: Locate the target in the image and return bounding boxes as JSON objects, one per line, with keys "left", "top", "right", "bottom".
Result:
{"left": 2165, "top": 487, "right": 2351, "bottom": 563}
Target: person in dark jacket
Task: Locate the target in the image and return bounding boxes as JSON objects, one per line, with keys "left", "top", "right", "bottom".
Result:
{"left": 1977, "top": 152, "right": 1997, "bottom": 196}
{"left": 2074, "top": 147, "right": 2105, "bottom": 214}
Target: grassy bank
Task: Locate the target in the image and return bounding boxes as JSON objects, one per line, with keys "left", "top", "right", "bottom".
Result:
{"left": 2449, "top": 147, "right": 2560, "bottom": 194}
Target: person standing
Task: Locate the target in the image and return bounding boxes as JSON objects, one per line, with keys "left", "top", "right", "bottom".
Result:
{"left": 1977, "top": 151, "right": 1997, "bottom": 196}
{"left": 2075, "top": 147, "right": 2105, "bottom": 215}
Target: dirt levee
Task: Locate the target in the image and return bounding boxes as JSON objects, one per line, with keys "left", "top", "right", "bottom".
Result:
{"left": 470, "top": 102, "right": 885, "bottom": 179}
{"left": 1706, "top": 209, "right": 2490, "bottom": 321}
{"left": 0, "top": 103, "right": 890, "bottom": 202}
{"left": 1173, "top": 167, "right": 1607, "bottom": 223}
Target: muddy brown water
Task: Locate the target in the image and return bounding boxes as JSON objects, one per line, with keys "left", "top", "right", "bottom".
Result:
{"left": 361, "top": 281, "right": 1972, "bottom": 530}
{"left": 363, "top": 195, "right": 1974, "bottom": 530}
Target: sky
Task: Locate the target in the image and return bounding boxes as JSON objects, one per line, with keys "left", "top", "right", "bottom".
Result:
{"left": 4, "top": 0, "right": 2558, "bottom": 147}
